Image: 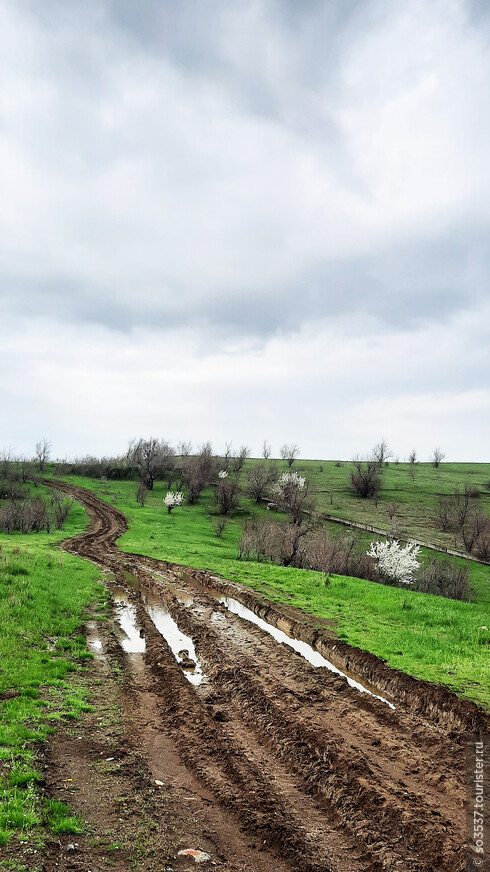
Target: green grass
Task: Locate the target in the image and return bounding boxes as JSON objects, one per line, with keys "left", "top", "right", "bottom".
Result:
{"left": 0, "top": 491, "right": 104, "bottom": 846}
{"left": 44, "top": 799, "right": 84, "bottom": 835}
{"left": 58, "top": 473, "right": 490, "bottom": 709}
{"left": 301, "top": 458, "right": 490, "bottom": 548}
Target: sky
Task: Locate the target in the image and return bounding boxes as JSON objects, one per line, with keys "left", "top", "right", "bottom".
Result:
{"left": 1, "top": 0, "right": 489, "bottom": 462}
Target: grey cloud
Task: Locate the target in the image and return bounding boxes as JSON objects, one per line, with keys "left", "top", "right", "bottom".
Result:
{"left": 1, "top": 219, "right": 487, "bottom": 341}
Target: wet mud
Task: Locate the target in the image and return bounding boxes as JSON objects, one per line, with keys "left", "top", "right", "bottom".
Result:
{"left": 45, "top": 480, "right": 490, "bottom": 872}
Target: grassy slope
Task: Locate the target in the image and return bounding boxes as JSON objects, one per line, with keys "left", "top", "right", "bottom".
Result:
{"left": 302, "top": 459, "right": 490, "bottom": 550}
{"left": 0, "top": 491, "right": 105, "bottom": 847}
{"left": 60, "top": 474, "right": 490, "bottom": 709}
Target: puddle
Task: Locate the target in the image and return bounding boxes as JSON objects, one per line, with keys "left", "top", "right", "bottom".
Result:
{"left": 122, "top": 569, "right": 142, "bottom": 591}
{"left": 113, "top": 589, "right": 146, "bottom": 654}
{"left": 85, "top": 620, "right": 104, "bottom": 655}
{"left": 144, "top": 596, "right": 205, "bottom": 686}
{"left": 139, "top": 565, "right": 194, "bottom": 606}
{"left": 219, "top": 597, "right": 395, "bottom": 710}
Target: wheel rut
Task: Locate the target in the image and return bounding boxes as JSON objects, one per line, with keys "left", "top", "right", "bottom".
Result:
{"left": 49, "top": 480, "right": 488, "bottom": 872}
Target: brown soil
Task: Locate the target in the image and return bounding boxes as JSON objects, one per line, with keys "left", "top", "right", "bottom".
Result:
{"left": 21, "top": 483, "right": 490, "bottom": 871}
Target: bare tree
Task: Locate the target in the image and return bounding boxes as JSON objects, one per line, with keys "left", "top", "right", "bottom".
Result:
{"left": 127, "top": 437, "right": 174, "bottom": 490}
{"left": 136, "top": 481, "right": 149, "bottom": 507}
{"left": 417, "top": 558, "right": 469, "bottom": 601}
{"left": 372, "top": 439, "right": 392, "bottom": 467}
{"left": 350, "top": 455, "right": 382, "bottom": 501}
{"left": 262, "top": 440, "right": 272, "bottom": 460}
{"left": 387, "top": 502, "right": 399, "bottom": 520}
{"left": 35, "top": 438, "right": 51, "bottom": 473}
{"left": 177, "top": 441, "right": 192, "bottom": 459}
{"left": 306, "top": 530, "right": 377, "bottom": 581}
{"left": 432, "top": 447, "right": 445, "bottom": 468}
{"left": 181, "top": 442, "right": 215, "bottom": 504}
{"left": 280, "top": 443, "right": 299, "bottom": 468}
{"left": 221, "top": 442, "right": 233, "bottom": 472}
{"left": 461, "top": 507, "right": 490, "bottom": 555}
{"left": 214, "top": 475, "right": 240, "bottom": 516}
{"left": 246, "top": 462, "right": 277, "bottom": 503}
{"left": 232, "top": 445, "right": 250, "bottom": 473}
{"left": 435, "top": 496, "right": 453, "bottom": 532}
{"left": 408, "top": 449, "right": 417, "bottom": 480}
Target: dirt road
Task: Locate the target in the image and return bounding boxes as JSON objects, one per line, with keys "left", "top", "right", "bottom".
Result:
{"left": 45, "top": 482, "right": 488, "bottom": 872}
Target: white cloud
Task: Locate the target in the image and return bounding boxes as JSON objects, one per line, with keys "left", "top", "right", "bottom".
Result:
{"left": 0, "top": 0, "right": 489, "bottom": 460}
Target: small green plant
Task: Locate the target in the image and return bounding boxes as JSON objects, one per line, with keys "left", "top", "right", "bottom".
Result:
{"left": 44, "top": 799, "right": 84, "bottom": 834}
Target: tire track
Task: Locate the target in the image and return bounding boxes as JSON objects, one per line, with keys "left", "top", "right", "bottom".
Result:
{"left": 51, "top": 480, "right": 488, "bottom": 872}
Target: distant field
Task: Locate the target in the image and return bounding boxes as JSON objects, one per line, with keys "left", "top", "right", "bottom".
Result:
{"left": 58, "top": 472, "right": 490, "bottom": 709}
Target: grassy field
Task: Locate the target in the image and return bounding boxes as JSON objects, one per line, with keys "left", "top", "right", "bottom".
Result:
{"left": 300, "top": 458, "right": 490, "bottom": 549}
{"left": 0, "top": 491, "right": 105, "bottom": 848}
{"left": 59, "top": 473, "right": 490, "bottom": 709}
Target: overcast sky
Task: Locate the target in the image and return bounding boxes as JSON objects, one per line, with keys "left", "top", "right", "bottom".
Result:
{"left": 1, "top": 0, "right": 489, "bottom": 461}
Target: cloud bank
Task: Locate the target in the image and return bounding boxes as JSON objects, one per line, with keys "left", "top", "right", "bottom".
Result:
{"left": 1, "top": 0, "right": 489, "bottom": 459}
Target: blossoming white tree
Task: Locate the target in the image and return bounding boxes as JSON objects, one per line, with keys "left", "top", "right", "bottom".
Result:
{"left": 163, "top": 491, "right": 184, "bottom": 514}
{"left": 218, "top": 469, "right": 229, "bottom": 479}
{"left": 367, "top": 539, "right": 421, "bottom": 585}
{"left": 274, "top": 471, "right": 311, "bottom": 525}
{"left": 276, "top": 471, "right": 306, "bottom": 490}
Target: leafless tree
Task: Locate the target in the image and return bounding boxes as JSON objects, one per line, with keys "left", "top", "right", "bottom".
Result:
{"left": 136, "top": 481, "right": 149, "bottom": 507}
{"left": 372, "top": 439, "right": 392, "bottom": 467}
{"left": 408, "top": 449, "right": 417, "bottom": 465}
{"left": 17, "top": 457, "right": 33, "bottom": 484}
{"left": 246, "top": 462, "right": 277, "bottom": 503}
{"left": 387, "top": 502, "right": 399, "bottom": 521}
{"left": 177, "top": 441, "right": 192, "bottom": 459}
{"left": 417, "top": 558, "right": 469, "bottom": 601}
{"left": 127, "top": 437, "right": 174, "bottom": 490}
{"left": 238, "top": 516, "right": 313, "bottom": 567}
{"left": 350, "top": 455, "right": 382, "bottom": 501}
{"left": 221, "top": 442, "right": 233, "bottom": 472}
{"left": 432, "top": 447, "right": 445, "bottom": 468}
{"left": 214, "top": 517, "right": 228, "bottom": 538}
{"left": 34, "top": 439, "right": 51, "bottom": 473}
{"left": 214, "top": 475, "right": 240, "bottom": 516}
{"left": 239, "top": 519, "right": 376, "bottom": 579}
{"left": 181, "top": 442, "right": 215, "bottom": 504}
{"left": 0, "top": 448, "right": 13, "bottom": 479}
{"left": 262, "top": 440, "right": 272, "bottom": 460}
{"left": 306, "top": 530, "right": 377, "bottom": 581}
{"left": 435, "top": 496, "right": 453, "bottom": 532}
{"left": 461, "top": 507, "right": 490, "bottom": 555}
{"left": 280, "top": 443, "right": 299, "bottom": 467}
{"left": 232, "top": 445, "right": 250, "bottom": 473}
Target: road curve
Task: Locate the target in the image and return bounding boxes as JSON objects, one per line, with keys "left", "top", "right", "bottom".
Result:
{"left": 52, "top": 480, "right": 488, "bottom": 872}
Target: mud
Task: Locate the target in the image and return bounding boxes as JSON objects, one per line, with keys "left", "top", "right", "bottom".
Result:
{"left": 42, "top": 479, "right": 490, "bottom": 872}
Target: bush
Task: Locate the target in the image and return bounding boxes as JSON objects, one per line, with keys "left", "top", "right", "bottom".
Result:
{"left": 416, "top": 558, "right": 470, "bottom": 601}
{"left": 239, "top": 518, "right": 376, "bottom": 579}
{"left": 350, "top": 458, "right": 382, "bottom": 501}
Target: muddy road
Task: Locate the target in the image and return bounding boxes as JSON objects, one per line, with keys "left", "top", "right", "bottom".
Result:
{"left": 48, "top": 482, "right": 488, "bottom": 872}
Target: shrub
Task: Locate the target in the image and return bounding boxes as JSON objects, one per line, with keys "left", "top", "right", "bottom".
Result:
{"left": 417, "top": 558, "right": 470, "bottom": 601}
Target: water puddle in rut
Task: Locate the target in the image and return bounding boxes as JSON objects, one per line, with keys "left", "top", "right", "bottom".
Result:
{"left": 113, "top": 588, "right": 146, "bottom": 654}
{"left": 86, "top": 620, "right": 104, "bottom": 655}
{"left": 112, "top": 576, "right": 204, "bottom": 685}
{"left": 219, "top": 597, "right": 395, "bottom": 709}
{"left": 144, "top": 593, "right": 205, "bottom": 687}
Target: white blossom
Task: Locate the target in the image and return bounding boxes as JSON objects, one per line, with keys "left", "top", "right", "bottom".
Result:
{"left": 367, "top": 539, "right": 421, "bottom": 585}
{"left": 218, "top": 469, "right": 229, "bottom": 479}
{"left": 163, "top": 491, "right": 184, "bottom": 512}
{"left": 276, "top": 471, "right": 306, "bottom": 490}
